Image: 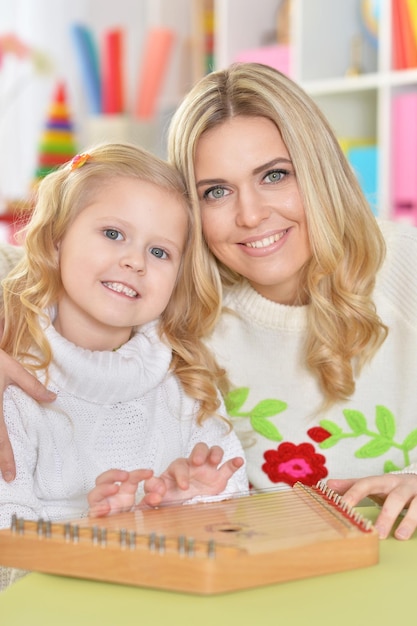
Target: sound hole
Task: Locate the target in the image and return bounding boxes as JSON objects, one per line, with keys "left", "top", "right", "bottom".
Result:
{"left": 206, "top": 523, "right": 244, "bottom": 533}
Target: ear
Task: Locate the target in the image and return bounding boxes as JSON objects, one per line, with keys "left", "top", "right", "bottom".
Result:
{"left": 54, "top": 240, "right": 61, "bottom": 262}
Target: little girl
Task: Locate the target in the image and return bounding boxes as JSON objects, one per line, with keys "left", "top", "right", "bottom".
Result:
{"left": 0, "top": 142, "right": 247, "bottom": 590}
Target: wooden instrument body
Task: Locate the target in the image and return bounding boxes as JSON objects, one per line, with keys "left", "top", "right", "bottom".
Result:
{"left": 0, "top": 482, "right": 379, "bottom": 594}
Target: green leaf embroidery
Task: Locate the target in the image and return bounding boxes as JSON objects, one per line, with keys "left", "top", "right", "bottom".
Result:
{"left": 224, "top": 388, "right": 286, "bottom": 442}
{"left": 384, "top": 460, "right": 401, "bottom": 472}
{"left": 355, "top": 438, "right": 393, "bottom": 458}
{"left": 251, "top": 399, "right": 287, "bottom": 419}
{"left": 251, "top": 416, "right": 282, "bottom": 441}
{"left": 402, "top": 429, "right": 417, "bottom": 452}
{"left": 342, "top": 409, "right": 367, "bottom": 434}
{"left": 225, "top": 387, "right": 250, "bottom": 415}
{"left": 319, "top": 405, "right": 416, "bottom": 470}
{"left": 375, "top": 405, "right": 396, "bottom": 439}
{"left": 318, "top": 435, "right": 342, "bottom": 449}
{"left": 319, "top": 420, "right": 343, "bottom": 437}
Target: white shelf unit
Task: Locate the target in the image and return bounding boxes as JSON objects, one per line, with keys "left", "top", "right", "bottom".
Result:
{"left": 184, "top": 0, "right": 417, "bottom": 220}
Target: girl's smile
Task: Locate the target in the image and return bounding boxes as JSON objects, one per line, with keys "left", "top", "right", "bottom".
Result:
{"left": 55, "top": 177, "right": 188, "bottom": 350}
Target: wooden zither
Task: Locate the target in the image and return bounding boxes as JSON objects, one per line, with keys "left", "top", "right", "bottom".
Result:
{"left": 0, "top": 481, "right": 379, "bottom": 594}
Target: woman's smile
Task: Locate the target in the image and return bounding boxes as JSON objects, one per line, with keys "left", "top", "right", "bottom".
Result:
{"left": 195, "top": 116, "right": 311, "bottom": 304}
{"left": 239, "top": 228, "right": 290, "bottom": 252}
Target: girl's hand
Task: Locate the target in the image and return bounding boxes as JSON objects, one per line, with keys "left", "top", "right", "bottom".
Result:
{"left": 0, "top": 350, "right": 56, "bottom": 482}
{"left": 88, "top": 468, "right": 153, "bottom": 517}
{"left": 327, "top": 473, "right": 417, "bottom": 540}
{"left": 139, "top": 442, "right": 245, "bottom": 508}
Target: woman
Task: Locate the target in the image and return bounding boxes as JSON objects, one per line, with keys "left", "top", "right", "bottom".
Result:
{"left": 167, "top": 63, "right": 417, "bottom": 541}
{"left": 1, "top": 63, "right": 417, "bottom": 540}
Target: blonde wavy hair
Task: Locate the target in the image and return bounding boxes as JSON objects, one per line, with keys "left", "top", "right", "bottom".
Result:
{"left": 1, "top": 142, "right": 226, "bottom": 423}
{"left": 167, "top": 62, "right": 388, "bottom": 407}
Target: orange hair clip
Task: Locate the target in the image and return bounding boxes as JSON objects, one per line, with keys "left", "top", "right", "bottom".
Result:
{"left": 70, "top": 152, "right": 91, "bottom": 170}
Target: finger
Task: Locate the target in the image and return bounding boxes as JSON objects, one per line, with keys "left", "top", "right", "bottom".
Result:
{"left": 94, "top": 469, "right": 130, "bottom": 486}
{"left": 190, "top": 444, "right": 224, "bottom": 467}
{"left": 217, "top": 456, "right": 245, "bottom": 481}
{"left": 0, "top": 420, "right": 16, "bottom": 482}
{"left": 231, "top": 456, "right": 245, "bottom": 470}
{"left": 89, "top": 502, "right": 112, "bottom": 518}
{"left": 167, "top": 459, "right": 190, "bottom": 490}
{"left": 325, "top": 478, "right": 356, "bottom": 497}
{"left": 327, "top": 477, "right": 382, "bottom": 507}
{"left": 188, "top": 443, "right": 211, "bottom": 466}
{"left": 119, "top": 469, "right": 154, "bottom": 494}
{"left": 128, "top": 469, "right": 154, "bottom": 482}
{"left": 1, "top": 352, "right": 55, "bottom": 402}
{"left": 88, "top": 482, "right": 120, "bottom": 507}
{"left": 143, "top": 475, "right": 167, "bottom": 496}
{"left": 373, "top": 481, "right": 417, "bottom": 539}
{"left": 138, "top": 491, "right": 165, "bottom": 509}
{"left": 206, "top": 445, "right": 225, "bottom": 467}
{"left": 394, "top": 497, "right": 417, "bottom": 540}
{"left": 375, "top": 498, "right": 407, "bottom": 540}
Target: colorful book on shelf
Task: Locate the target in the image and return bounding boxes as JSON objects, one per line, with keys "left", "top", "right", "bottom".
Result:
{"left": 406, "top": 0, "right": 417, "bottom": 47}
{"left": 189, "top": 0, "right": 215, "bottom": 81}
{"left": 234, "top": 44, "right": 291, "bottom": 77}
{"left": 203, "top": 0, "right": 214, "bottom": 74}
{"left": 134, "top": 28, "right": 175, "bottom": 120}
{"left": 70, "top": 23, "right": 101, "bottom": 114}
{"left": 391, "top": 92, "right": 417, "bottom": 225}
{"left": 102, "top": 28, "right": 125, "bottom": 114}
{"left": 392, "top": 0, "right": 417, "bottom": 70}
{"left": 348, "top": 145, "right": 378, "bottom": 215}
{"left": 340, "top": 138, "right": 378, "bottom": 215}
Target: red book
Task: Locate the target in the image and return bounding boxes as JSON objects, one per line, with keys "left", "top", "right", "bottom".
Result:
{"left": 134, "top": 28, "right": 175, "bottom": 120}
{"left": 102, "top": 29, "right": 124, "bottom": 114}
{"left": 399, "top": 0, "right": 417, "bottom": 68}
{"left": 392, "top": 0, "right": 407, "bottom": 69}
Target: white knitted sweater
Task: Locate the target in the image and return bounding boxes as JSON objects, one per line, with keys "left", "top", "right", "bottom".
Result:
{"left": 206, "top": 220, "right": 417, "bottom": 490}
{"left": 0, "top": 318, "right": 247, "bottom": 590}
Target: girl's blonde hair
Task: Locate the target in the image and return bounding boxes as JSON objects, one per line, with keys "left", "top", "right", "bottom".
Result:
{"left": 168, "top": 62, "right": 388, "bottom": 407}
{"left": 1, "top": 142, "right": 226, "bottom": 423}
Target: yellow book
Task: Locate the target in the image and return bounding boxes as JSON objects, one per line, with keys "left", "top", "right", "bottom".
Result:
{"left": 406, "top": 0, "right": 417, "bottom": 46}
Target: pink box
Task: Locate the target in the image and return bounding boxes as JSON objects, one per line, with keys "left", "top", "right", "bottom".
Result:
{"left": 392, "top": 92, "right": 417, "bottom": 225}
{"left": 234, "top": 44, "right": 291, "bottom": 76}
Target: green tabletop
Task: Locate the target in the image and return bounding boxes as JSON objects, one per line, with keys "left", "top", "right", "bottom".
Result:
{"left": 0, "top": 507, "right": 412, "bottom": 626}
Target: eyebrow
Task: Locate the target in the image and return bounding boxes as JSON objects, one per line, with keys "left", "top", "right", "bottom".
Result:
{"left": 253, "top": 157, "right": 292, "bottom": 175}
{"left": 196, "top": 157, "right": 293, "bottom": 188}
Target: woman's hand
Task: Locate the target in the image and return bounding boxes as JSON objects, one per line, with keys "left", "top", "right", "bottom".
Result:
{"left": 327, "top": 473, "right": 417, "bottom": 540}
{"left": 0, "top": 349, "right": 56, "bottom": 481}
{"left": 140, "top": 442, "right": 245, "bottom": 508}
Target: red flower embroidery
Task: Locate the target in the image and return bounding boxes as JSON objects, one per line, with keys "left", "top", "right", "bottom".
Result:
{"left": 307, "top": 426, "right": 331, "bottom": 443}
{"left": 262, "top": 442, "right": 328, "bottom": 487}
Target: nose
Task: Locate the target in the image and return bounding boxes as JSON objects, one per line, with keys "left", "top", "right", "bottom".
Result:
{"left": 120, "top": 249, "right": 146, "bottom": 273}
{"left": 235, "top": 189, "right": 271, "bottom": 228}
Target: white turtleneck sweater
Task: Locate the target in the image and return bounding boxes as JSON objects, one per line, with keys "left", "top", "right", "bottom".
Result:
{"left": 0, "top": 319, "right": 247, "bottom": 590}
{"left": 206, "top": 220, "right": 417, "bottom": 490}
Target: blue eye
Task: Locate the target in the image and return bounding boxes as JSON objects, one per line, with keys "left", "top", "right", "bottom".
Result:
{"left": 150, "top": 247, "right": 167, "bottom": 259}
{"left": 203, "top": 186, "right": 231, "bottom": 200}
{"left": 104, "top": 229, "right": 123, "bottom": 241}
{"left": 264, "top": 169, "right": 287, "bottom": 183}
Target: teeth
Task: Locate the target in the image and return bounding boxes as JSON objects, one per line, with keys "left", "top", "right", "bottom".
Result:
{"left": 103, "top": 282, "right": 138, "bottom": 298}
{"left": 244, "top": 231, "right": 286, "bottom": 249}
